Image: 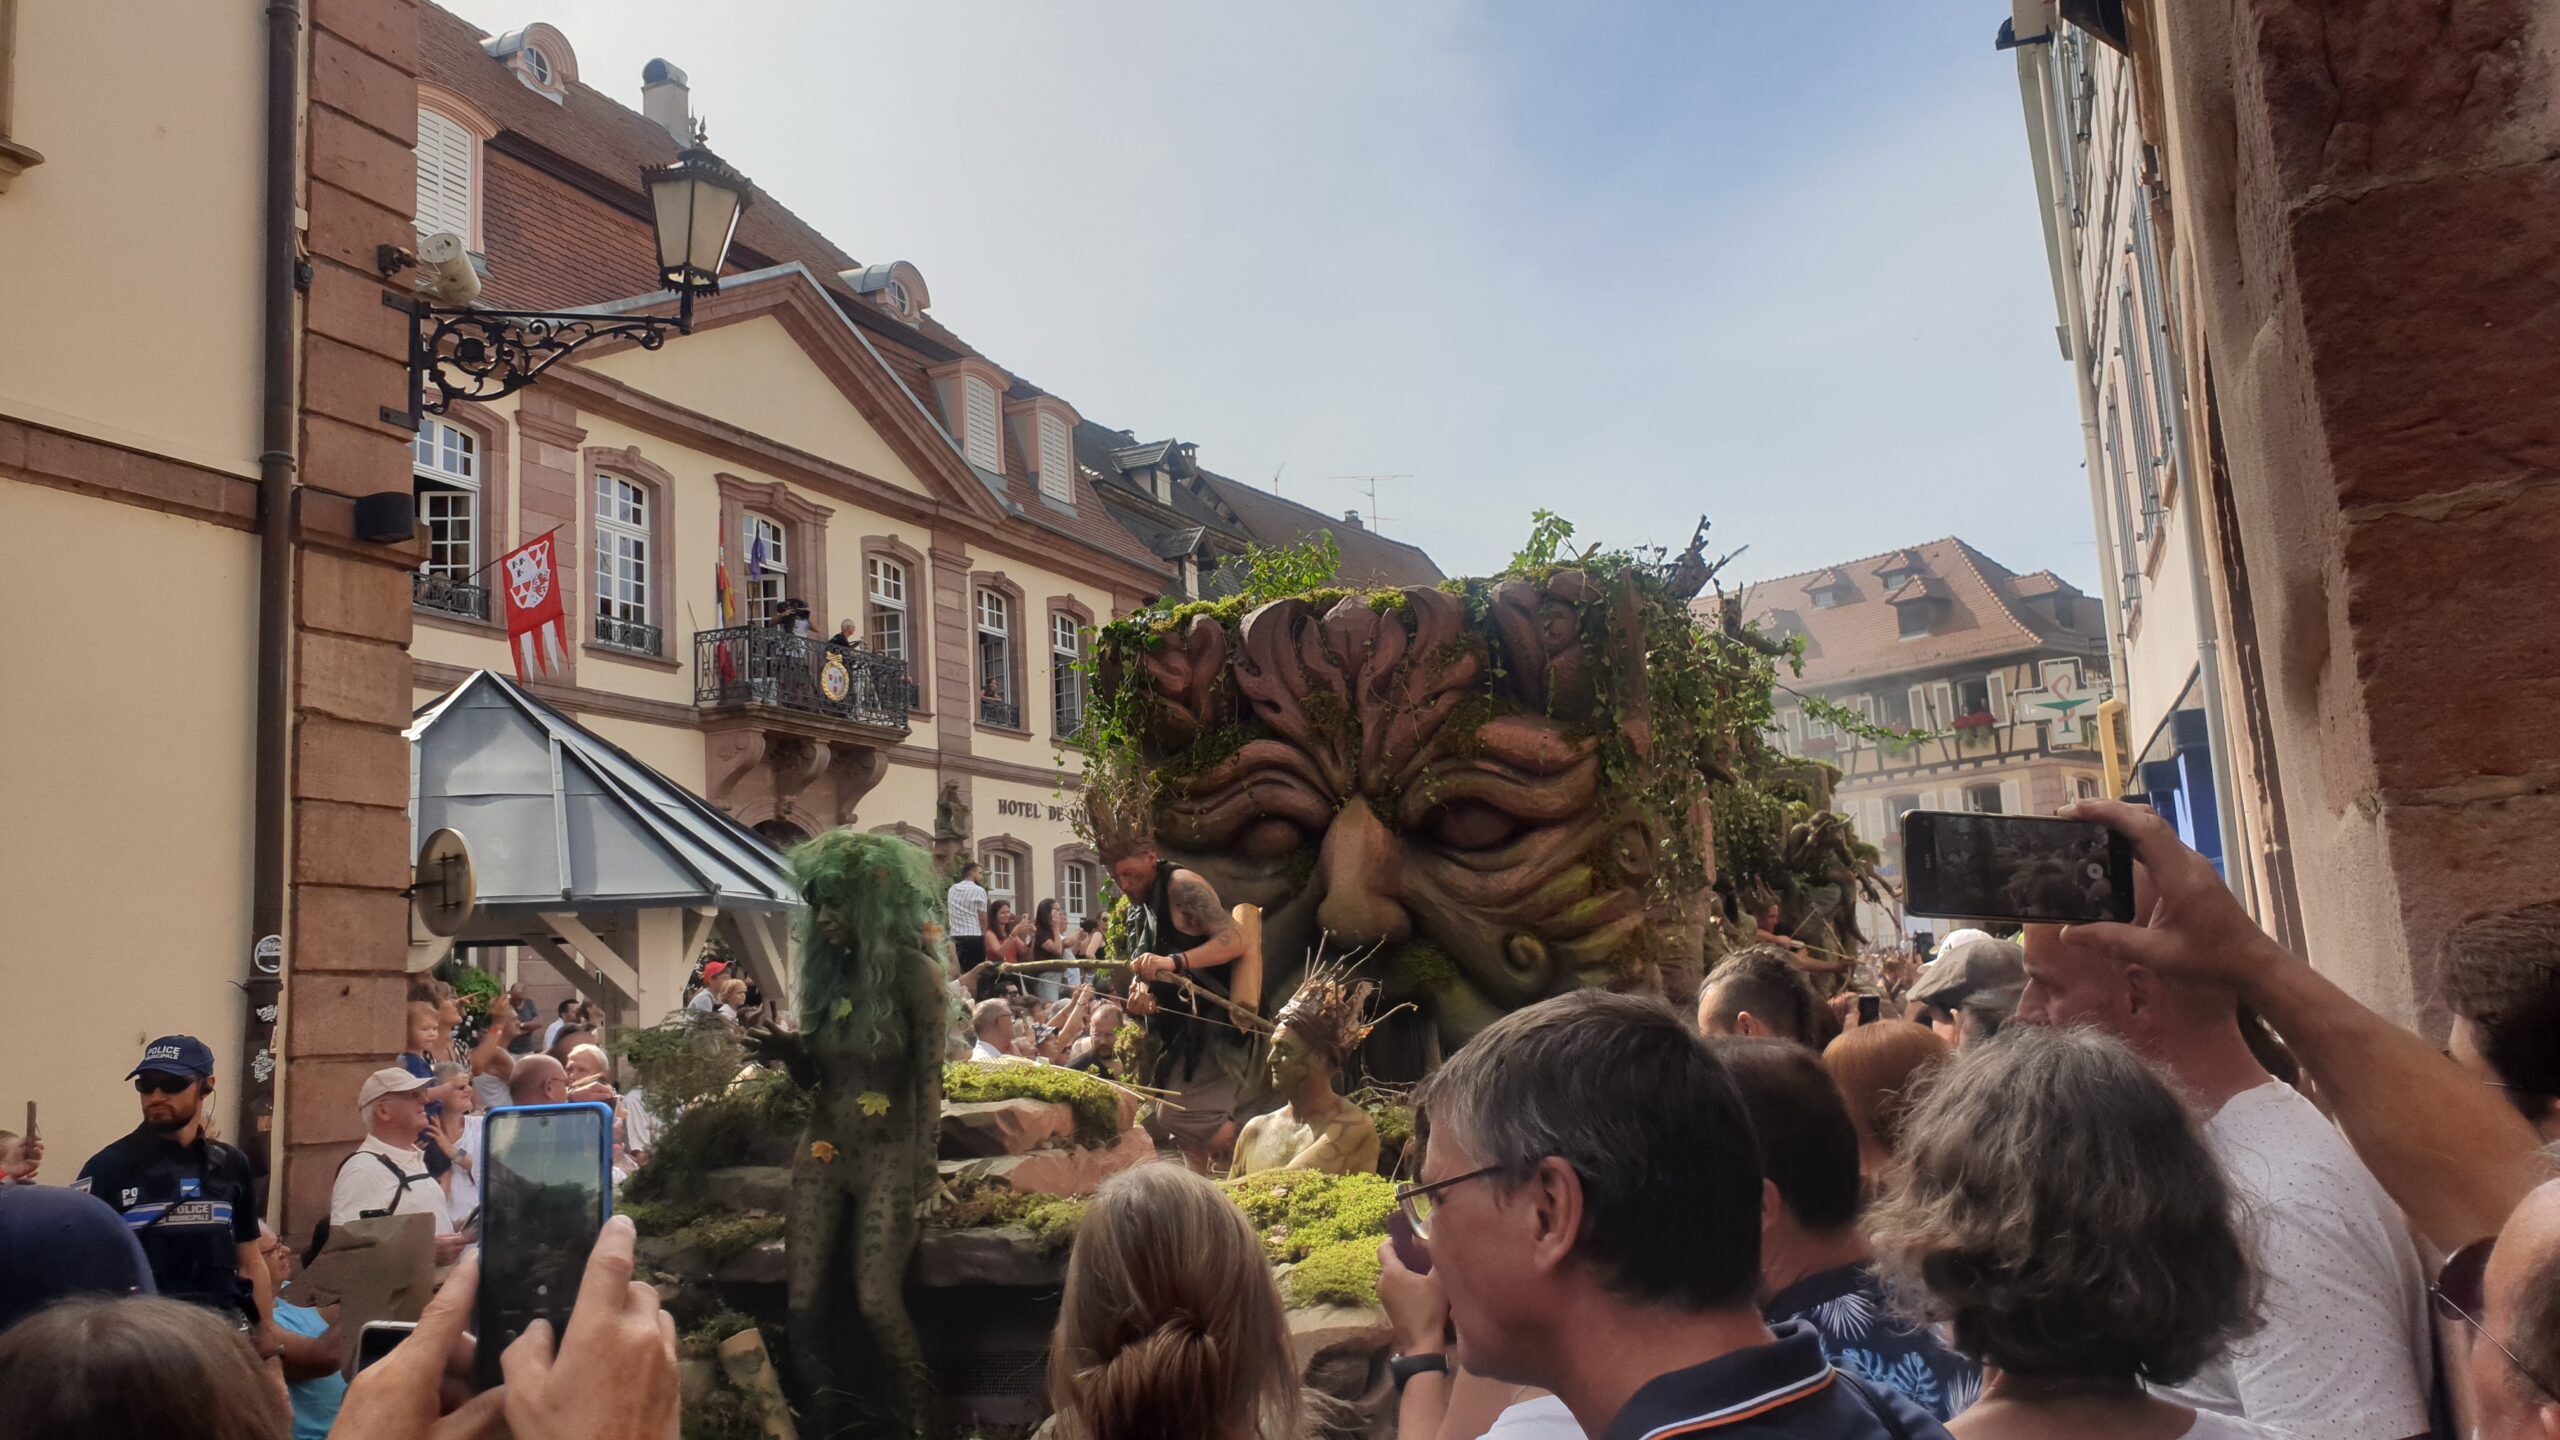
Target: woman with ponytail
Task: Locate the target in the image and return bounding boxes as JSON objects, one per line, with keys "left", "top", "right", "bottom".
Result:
{"left": 1049, "top": 1162, "right": 1308, "bottom": 1440}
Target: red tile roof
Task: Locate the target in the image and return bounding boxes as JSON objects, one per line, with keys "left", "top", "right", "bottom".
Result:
{"left": 1713, "top": 537, "right": 2102, "bottom": 686}
{"left": 1207, "top": 477, "right": 1446, "bottom": 587}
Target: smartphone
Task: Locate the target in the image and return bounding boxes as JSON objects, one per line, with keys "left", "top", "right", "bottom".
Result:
{"left": 355, "top": 1319, "right": 414, "bottom": 1374}
{"left": 1384, "top": 1210, "right": 1432, "bottom": 1276}
{"left": 1857, "top": 993, "right": 1881, "bottom": 1025}
{"left": 23, "top": 1101, "right": 34, "bottom": 1145}
{"left": 474, "top": 1102, "right": 614, "bottom": 1386}
{"left": 1902, "top": 810, "right": 2136, "bottom": 925}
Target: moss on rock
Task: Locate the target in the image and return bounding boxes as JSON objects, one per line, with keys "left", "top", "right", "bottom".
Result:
{"left": 942, "top": 1062, "right": 1124, "bottom": 1148}
{"left": 1286, "top": 1239, "right": 1385, "bottom": 1308}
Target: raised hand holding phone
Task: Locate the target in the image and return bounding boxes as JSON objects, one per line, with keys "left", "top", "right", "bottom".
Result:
{"left": 474, "top": 1102, "right": 613, "bottom": 1387}
{"left": 500, "top": 1215, "right": 680, "bottom": 1440}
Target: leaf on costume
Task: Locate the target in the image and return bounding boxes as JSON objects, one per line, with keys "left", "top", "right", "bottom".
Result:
{"left": 857, "top": 1091, "right": 892, "bottom": 1117}
{"left": 809, "top": 1140, "right": 839, "bottom": 1163}
{"left": 831, "top": 999, "right": 852, "bottom": 1022}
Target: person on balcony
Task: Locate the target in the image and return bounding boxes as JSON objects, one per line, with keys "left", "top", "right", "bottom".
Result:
{"left": 827, "top": 618, "right": 863, "bottom": 653}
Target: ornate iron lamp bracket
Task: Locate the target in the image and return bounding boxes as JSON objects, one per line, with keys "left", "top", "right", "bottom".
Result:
{"left": 390, "top": 291, "right": 694, "bottom": 427}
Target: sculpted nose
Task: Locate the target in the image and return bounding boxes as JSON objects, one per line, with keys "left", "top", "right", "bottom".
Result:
{"left": 1316, "top": 797, "right": 1411, "bottom": 944}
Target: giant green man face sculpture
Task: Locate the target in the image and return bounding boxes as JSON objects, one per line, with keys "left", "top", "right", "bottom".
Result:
{"left": 1110, "top": 573, "right": 1709, "bottom": 1077}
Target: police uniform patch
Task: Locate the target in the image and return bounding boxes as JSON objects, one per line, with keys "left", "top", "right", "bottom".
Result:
{"left": 122, "top": 1188, "right": 139, "bottom": 1205}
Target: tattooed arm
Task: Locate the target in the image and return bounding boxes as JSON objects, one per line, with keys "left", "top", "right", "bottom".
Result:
{"left": 1135, "top": 869, "right": 1245, "bottom": 980}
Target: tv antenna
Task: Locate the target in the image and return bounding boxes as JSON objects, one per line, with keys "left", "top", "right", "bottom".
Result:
{"left": 1330, "top": 474, "right": 1411, "bottom": 533}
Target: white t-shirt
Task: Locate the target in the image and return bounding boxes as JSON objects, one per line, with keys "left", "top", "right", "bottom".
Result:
{"left": 1482, "top": 1394, "right": 1584, "bottom": 1440}
{"left": 946, "top": 880, "right": 987, "bottom": 938}
{"left": 543, "top": 1019, "right": 569, "bottom": 1052}
{"left": 2151, "top": 1081, "right": 2432, "bottom": 1440}
{"left": 445, "top": 1113, "right": 486, "bottom": 1222}
{"left": 687, "top": 988, "right": 719, "bottom": 1014}
{"left": 620, "top": 1090, "right": 660, "bottom": 1157}
{"left": 970, "top": 1038, "right": 1008, "bottom": 1062}
{"left": 330, "top": 1134, "right": 456, "bottom": 1236}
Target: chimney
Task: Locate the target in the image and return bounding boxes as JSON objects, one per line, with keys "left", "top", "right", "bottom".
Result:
{"left": 1342, "top": 510, "right": 1364, "bottom": 530}
{"left": 641, "top": 58, "right": 691, "bottom": 143}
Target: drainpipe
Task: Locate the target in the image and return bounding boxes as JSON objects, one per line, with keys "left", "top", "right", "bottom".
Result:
{"left": 247, "top": 0, "right": 302, "bottom": 1196}
{"left": 2167, "top": 361, "right": 2251, "bottom": 905}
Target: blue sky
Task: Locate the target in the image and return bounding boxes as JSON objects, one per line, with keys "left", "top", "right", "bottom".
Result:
{"left": 443, "top": 1, "right": 2095, "bottom": 592}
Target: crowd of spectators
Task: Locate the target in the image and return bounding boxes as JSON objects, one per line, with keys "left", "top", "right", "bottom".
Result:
{"left": 6, "top": 797, "right": 2560, "bottom": 1440}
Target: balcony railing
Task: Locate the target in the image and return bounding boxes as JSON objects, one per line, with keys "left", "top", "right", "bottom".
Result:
{"left": 695, "top": 626, "right": 912, "bottom": 733}
{"left": 978, "top": 697, "right": 1022, "bottom": 729}
{"left": 595, "top": 615, "right": 663, "bottom": 657}
{"left": 413, "top": 570, "right": 489, "bottom": 621}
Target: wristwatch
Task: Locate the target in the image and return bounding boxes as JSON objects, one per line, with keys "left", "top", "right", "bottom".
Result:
{"left": 1389, "top": 1352, "right": 1449, "bottom": 1388}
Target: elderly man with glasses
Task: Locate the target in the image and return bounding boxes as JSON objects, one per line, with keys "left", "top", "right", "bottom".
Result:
{"left": 1381, "top": 990, "right": 1950, "bottom": 1440}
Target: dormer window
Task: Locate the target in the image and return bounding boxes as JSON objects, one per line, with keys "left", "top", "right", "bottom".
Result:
{"left": 1808, "top": 583, "right": 1847, "bottom": 609}
{"left": 1895, "top": 599, "right": 1935, "bottom": 638}
{"left": 1037, "top": 413, "right": 1073, "bottom": 504}
{"left": 841, "top": 261, "right": 930, "bottom": 325}
{"left": 961, "top": 377, "right": 1000, "bottom": 471}
{"left": 484, "top": 26, "right": 574, "bottom": 103}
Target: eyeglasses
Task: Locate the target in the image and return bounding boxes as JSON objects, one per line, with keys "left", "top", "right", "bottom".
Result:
{"left": 1394, "top": 1164, "right": 1501, "bottom": 1240}
{"left": 133, "top": 1074, "right": 195, "bottom": 1096}
{"left": 2433, "top": 1236, "right": 2555, "bottom": 1401}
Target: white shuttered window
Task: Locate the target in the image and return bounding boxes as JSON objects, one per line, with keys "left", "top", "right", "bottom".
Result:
{"left": 962, "top": 377, "right": 1001, "bottom": 470}
{"left": 1037, "top": 413, "right": 1073, "bottom": 503}
{"left": 415, "top": 107, "right": 475, "bottom": 241}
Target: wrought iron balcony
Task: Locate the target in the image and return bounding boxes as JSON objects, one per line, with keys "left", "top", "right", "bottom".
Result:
{"left": 695, "top": 626, "right": 911, "bottom": 734}
{"left": 413, "top": 570, "right": 489, "bottom": 621}
{"left": 978, "top": 697, "right": 1022, "bottom": 729}
{"left": 595, "top": 615, "right": 663, "bottom": 657}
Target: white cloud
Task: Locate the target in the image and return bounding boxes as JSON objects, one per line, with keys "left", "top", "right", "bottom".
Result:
{"left": 441, "top": 0, "right": 2094, "bottom": 589}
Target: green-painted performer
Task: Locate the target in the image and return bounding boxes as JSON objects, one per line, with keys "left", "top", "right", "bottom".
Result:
{"left": 754, "top": 831, "right": 950, "bottom": 1440}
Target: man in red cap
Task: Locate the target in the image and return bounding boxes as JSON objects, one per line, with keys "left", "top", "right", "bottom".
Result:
{"left": 689, "top": 960, "right": 729, "bottom": 1015}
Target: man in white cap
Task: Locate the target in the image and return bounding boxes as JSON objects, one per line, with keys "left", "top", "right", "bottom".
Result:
{"left": 330, "top": 1067, "right": 464, "bottom": 1263}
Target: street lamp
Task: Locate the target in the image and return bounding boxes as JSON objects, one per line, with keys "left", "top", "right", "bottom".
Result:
{"left": 392, "top": 145, "right": 753, "bottom": 421}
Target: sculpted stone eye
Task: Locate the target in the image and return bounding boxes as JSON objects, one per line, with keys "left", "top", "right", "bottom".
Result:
{"left": 1236, "top": 818, "right": 1308, "bottom": 859}
{"left": 1430, "top": 801, "right": 1519, "bottom": 850}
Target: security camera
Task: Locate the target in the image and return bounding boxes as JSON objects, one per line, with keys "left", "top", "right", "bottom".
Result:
{"left": 412, "top": 231, "right": 481, "bottom": 308}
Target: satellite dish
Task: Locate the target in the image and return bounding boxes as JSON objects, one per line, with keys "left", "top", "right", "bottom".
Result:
{"left": 413, "top": 828, "right": 478, "bottom": 938}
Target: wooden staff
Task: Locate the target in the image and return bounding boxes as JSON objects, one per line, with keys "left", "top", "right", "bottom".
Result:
{"left": 997, "top": 959, "right": 1275, "bottom": 1033}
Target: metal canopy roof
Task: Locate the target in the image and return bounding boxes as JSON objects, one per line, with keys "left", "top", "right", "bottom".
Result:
{"left": 409, "top": 671, "right": 799, "bottom": 915}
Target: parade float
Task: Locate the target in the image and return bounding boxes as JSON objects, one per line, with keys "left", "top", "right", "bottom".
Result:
{"left": 626, "top": 515, "right": 1892, "bottom": 1440}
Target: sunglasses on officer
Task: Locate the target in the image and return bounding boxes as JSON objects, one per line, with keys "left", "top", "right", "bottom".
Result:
{"left": 133, "top": 1073, "right": 198, "bottom": 1096}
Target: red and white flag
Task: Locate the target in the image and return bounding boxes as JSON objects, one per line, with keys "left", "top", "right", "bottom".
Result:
{"left": 499, "top": 532, "right": 569, "bottom": 681}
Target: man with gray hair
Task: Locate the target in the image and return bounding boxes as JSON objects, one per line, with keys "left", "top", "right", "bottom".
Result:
{"left": 1392, "top": 989, "right": 1948, "bottom": 1440}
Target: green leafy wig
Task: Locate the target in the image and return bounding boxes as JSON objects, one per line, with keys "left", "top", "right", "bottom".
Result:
{"left": 786, "top": 830, "right": 952, "bottom": 1059}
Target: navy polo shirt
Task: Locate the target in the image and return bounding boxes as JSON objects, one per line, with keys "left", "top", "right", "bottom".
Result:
{"left": 1598, "top": 1321, "right": 1953, "bottom": 1440}
{"left": 74, "top": 1125, "right": 260, "bottom": 1322}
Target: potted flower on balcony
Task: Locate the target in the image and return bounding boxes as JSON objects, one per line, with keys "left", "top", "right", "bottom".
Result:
{"left": 1951, "top": 709, "right": 1998, "bottom": 731}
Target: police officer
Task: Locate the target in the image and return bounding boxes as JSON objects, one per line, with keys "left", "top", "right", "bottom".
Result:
{"left": 74, "top": 1035, "right": 273, "bottom": 1348}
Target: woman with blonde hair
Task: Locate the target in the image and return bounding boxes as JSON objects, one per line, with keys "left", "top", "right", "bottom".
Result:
{"left": 1048, "top": 1162, "right": 1307, "bottom": 1440}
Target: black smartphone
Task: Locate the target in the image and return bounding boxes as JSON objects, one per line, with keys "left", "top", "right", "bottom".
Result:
{"left": 355, "top": 1319, "right": 414, "bottom": 1374}
{"left": 1857, "top": 993, "right": 1881, "bottom": 1025}
{"left": 1901, "top": 810, "right": 2136, "bottom": 925}
{"left": 475, "top": 1102, "right": 614, "bottom": 1387}
{"left": 1384, "top": 1210, "right": 1432, "bottom": 1276}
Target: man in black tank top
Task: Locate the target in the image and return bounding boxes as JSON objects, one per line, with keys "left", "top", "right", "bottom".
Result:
{"left": 1109, "top": 845, "right": 1249, "bottom": 1169}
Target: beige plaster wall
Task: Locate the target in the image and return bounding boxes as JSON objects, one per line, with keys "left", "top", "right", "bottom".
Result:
{"left": 0, "top": 1, "right": 264, "bottom": 475}
{"left": 0, "top": 483, "right": 256, "bottom": 1172}
{"left": 580, "top": 316, "right": 935, "bottom": 498}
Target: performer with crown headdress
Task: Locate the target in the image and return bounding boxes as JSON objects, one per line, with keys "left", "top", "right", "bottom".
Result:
{"left": 1229, "top": 960, "right": 1384, "bottom": 1177}
{"left": 1082, "top": 783, "right": 1252, "bottom": 1172}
